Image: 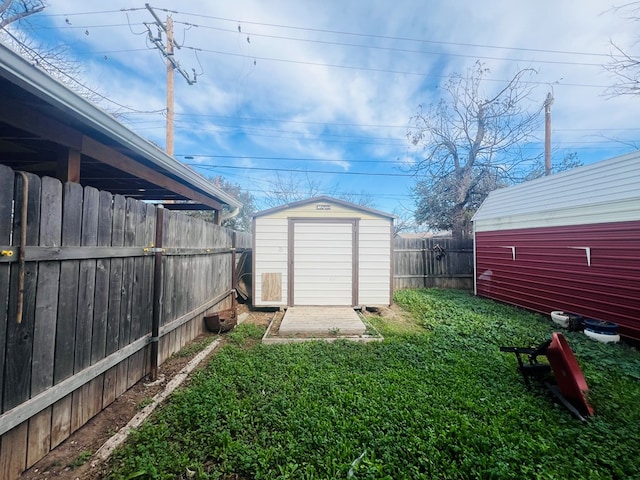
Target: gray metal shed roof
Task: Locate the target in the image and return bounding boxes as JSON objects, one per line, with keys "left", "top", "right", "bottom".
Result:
{"left": 0, "top": 43, "right": 241, "bottom": 211}
{"left": 472, "top": 152, "right": 640, "bottom": 222}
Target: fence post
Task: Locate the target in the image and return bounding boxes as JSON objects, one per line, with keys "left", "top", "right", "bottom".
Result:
{"left": 422, "top": 238, "right": 428, "bottom": 288}
{"left": 150, "top": 206, "right": 164, "bottom": 381}
{"left": 231, "top": 231, "right": 237, "bottom": 312}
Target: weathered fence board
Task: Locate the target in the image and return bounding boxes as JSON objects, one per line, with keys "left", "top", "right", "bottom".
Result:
{"left": 4, "top": 172, "right": 40, "bottom": 412}
{"left": 27, "top": 176, "right": 62, "bottom": 467}
{"left": 76, "top": 186, "right": 99, "bottom": 373}
{"left": 0, "top": 165, "right": 13, "bottom": 414}
{"left": 103, "top": 194, "right": 126, "bottom": 408}
{"left": 0, "top": 422, "right": 27, "bottom": 479}
{"left": 71, "top": 186, "right": 101, "bottom": 433}
{"left": 54, "top": 182, "right": 83, "bottom": 384}
{"left": 32, "top": 176, "right": 62, "bottom": 395}
{"left": 92, "top": 190, "right": 114, "bottom": 366}
{"left": 2, "top": 173, "right": 40, "bottom": 476}
{"left": 50, "top": 181, "right": 84, "bottom": 449}
{"left": 394, "top": 237, "right": 474, "bottom": 291}
{"left": 0, "top": 163, "right": 252, "bottom": 479}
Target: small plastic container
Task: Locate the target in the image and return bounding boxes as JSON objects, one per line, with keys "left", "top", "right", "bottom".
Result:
{"left": 582, "top": 318, "right": 618, "bottom": 335}
{"left": 584, "top": 328, "right": 620, "bottom": 344}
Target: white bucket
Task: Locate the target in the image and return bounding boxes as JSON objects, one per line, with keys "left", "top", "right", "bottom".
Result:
{"left": 584, "top": 328, "right": 620, "bottom": 344}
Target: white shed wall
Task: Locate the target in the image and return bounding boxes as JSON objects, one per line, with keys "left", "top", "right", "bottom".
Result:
{"left": 253, "top": 197, "right": 394, "bottom": 307}
{"left": 358, "top": 219, "right": 392, "bottom": 305}
{"left": 253, "top": 218, "right": 288, "bottom": 306}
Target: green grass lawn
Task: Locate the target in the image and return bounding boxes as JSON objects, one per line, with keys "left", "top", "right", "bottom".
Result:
{"left": 108, "top": 289, "right": 640, "bottom": 479}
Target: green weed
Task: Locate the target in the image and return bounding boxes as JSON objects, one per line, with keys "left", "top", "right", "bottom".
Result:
{"left": 135, "top": 397, "right": 154, "bottom": 411}
{"left": 227, "top": 323, "right": 265, "bottom": 347}
{"left": 171, "top": 336, "right": 216, "bottom": 358}
{"left": 69, "top": 451, "right": 92, "bottom": 470}
{"left": 107, "top": 289, "right": 640, "bottom": 479}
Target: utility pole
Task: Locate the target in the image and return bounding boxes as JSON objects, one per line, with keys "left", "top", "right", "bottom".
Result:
{"left": 166, "top": 16, "right": 174, "bottom": 156}
{"left": 144, "top": 3, "right": 197, "bottom": 156}
{"left": 544, "top": 92, "right": 554, "bottom": 176}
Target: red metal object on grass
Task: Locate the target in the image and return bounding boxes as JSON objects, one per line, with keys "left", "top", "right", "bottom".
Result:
{"left": 500, "top": 332, "right": 594, "bottom": 420}
{"left": 545, "top": 332, "right": 594, "bottom": 417}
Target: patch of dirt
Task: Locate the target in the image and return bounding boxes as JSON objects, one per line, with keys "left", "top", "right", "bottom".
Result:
{"left": 361, "top": 304, "right": 424, "bottom": 335}
{"left": 20, "top": 305, "right": 275, "bottom": 480}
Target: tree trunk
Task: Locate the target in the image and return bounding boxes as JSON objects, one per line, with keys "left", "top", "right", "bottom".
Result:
{"left": 451, "top": 207, "right": 466, "bottom": 240}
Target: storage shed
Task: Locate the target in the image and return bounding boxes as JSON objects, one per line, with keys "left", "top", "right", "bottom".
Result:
{"left": 472, "top": 152, "right": 640, "bottom": 340}
{"left": 252, "top": 196, "right": 394, "bottom": 307}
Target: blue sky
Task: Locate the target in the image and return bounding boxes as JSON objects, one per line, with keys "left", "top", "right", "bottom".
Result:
{"left": 8, "top": 1, "right": 640, "bottom": 217}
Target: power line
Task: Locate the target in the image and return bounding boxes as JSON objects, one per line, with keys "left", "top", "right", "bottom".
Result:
{"left": 173, "top": 112, "right": 412, "bottom": 129}
{"left": 42, "top": 17, "right": 608, "bottom": 68}
{"left": 173, "top": 21, "right": 605, "bottom": 68}
{"left": 160, "top": 9, "right": 618, "bottom": 60}
{"left": 191, "top": 168, "right": 414, "bottom": 199}
{"left": 119, "top": 110, "right": 640, "bottom": 133}
{"left": 39, "top": 6, "right": 618, "bottom": 60}
{"left": 181, "top": 45, "right": 611, "bottom": 89}
{"left": 0, "top": 28, "right": 165, "bottom": 114}
{"left": 33, "top": 11, "right": 613, "bottom": 88}
{"left": 41, "top": 9, "right": 143, "bottom": 16}
{"left": 182, "top": 155, "right": 402, "bottom": 164}
{"left": 190, "top": 164, "right": 416, "bottom": 177}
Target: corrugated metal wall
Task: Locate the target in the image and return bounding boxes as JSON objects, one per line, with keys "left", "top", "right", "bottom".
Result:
{"left": 475, "top": 221, "right": 640, "bottom": 339}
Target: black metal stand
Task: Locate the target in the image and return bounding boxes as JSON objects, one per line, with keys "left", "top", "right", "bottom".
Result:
{"left": 500, "top": 339, "right": 588, "bottom": 421}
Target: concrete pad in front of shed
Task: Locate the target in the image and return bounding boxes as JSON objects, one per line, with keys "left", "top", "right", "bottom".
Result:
{"left": 279, "top": 306, "right": 366, "bottom": 335}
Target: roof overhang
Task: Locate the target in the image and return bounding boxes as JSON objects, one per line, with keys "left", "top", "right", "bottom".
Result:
{"left": 0, "top": 43, "right": 241, "bottom": 211}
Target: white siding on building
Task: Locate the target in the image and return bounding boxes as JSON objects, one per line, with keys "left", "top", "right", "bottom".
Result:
{"left": 253, "top": 197, "right": 394, "bottom": 306}
{"left": 253, "top": 218, "right": 288, "bottom": 306}
{"left": 293, "top": 222, "right": 353, "bottom": 305}
{"left": 358, "top": 219, "right": 391, "bottom": 305}
{"left": 473, "top": 153, "right": 640, "bottom": 232}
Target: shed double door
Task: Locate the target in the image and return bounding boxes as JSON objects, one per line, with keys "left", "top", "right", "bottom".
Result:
{"left": 290, "top": 220, "right": 357, "bottom": 306}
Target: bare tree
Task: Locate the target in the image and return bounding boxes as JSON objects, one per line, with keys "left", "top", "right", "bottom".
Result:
{"left": 605, "top": 2, "right": 640, "bottom": 96}
{"left": 391, "top": 206, "right": 418, "bottom": 237}
{"left": 333, "top": 189, "right": 376, "bottom": 209}
{"left": 1, "top": 1, "right": 106, "bottom": 104}
{"left": 0, "top": 0, "right": 45, "bottom": 29}
{"left": 261, "top": 172, "right": 325, "bottom": 208}
{"left": 523, "top": 152, "right": 582, "bottom": 182}
{"left": 260, "top": 172, "right": 377, "bottom": 209}
{"left": 408, "top": 62, "right": 542, "bottom": 239}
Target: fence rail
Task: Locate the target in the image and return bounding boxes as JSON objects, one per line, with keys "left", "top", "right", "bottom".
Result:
{"left": 0, "top": 164, "right": 250, "bottom": 478}
{"left": 393, "top": 237, "right": 474, "bottom": 291}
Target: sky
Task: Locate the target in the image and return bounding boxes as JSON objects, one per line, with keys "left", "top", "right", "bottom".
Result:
{"left": 7, "top": 0, "right": 640, "bottom": 219}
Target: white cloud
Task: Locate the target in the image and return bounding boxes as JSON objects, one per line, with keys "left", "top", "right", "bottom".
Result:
{"left": 16, "top": 0, "right": 640, "bottom": 213}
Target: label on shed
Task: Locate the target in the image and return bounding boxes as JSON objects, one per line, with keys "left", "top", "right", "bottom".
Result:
{"left": 316, "top": 204, "right": 331, "bottom": 210}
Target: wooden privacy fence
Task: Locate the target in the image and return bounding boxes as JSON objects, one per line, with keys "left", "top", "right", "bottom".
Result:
{"left": 394, "top": 237, "right": 474, "bottom": 291}
{"left": 0, "top": 164, "right": 250, "bottom": 478}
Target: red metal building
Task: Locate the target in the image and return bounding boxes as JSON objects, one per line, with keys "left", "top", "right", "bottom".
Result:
{"left": 473, "top": 153, "right": 640, "bottom": 340}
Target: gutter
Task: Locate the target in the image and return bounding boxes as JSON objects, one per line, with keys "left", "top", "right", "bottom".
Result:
{"left": 221, "top": 205, "right": 241, "bottom": 222}
{"left": 0, "top": 44, "right": 242, "bottom": 210}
